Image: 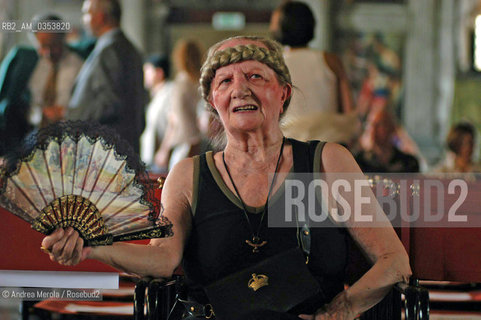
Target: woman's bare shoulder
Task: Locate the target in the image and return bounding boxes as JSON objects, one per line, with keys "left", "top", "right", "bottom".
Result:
{"left": 321, "top": 142, "right": 361, "bottom": 173}
{"left": 163, "top": 157, "right": 196, "bottom": 205}
{"left": 169, "top": 157, "right": 195, "bottom": 176}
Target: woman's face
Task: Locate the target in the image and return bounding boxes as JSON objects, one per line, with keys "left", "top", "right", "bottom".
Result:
{"left": 368, "top": 110, "right": 395, "bottom": 147}
{"left": 459, "top": 133, "right": 474, "bottom": 161}
{"left": 209, "top": 52, "right": 290, "bottom": 134}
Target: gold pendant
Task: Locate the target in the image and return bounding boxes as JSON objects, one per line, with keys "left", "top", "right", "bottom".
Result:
{"left": 245, "top": 237, "right": 267, "bottom": 253}
{"left": 248, "top": 273, "right": 269, "bottom": 291}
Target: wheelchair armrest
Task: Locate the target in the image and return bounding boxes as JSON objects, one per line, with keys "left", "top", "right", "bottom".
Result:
{"left": 134, "top": 276, "right": 181, "bottom": 320}
{"left": 395, "top": 281, "right": 429, "bottom": 320}
{"left": 360, "top": 281, "right": 429, "bottom": 320}
{"left": 134, "top": 277, "right": 151, "bottom": 320}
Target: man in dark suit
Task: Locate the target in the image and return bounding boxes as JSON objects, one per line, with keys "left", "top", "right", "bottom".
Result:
{"left": 0, "top": 14, "right": 84, "bottom": 155}
{"left": 67, "top": 0, "right": 146, "bottom": 154}
{"left": 0, "top": 47, "right": 37, "bottom": 155}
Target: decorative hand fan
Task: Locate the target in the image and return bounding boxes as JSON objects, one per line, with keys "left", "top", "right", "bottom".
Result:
{"left": 0, "top": 121, "right": 173, "bottom": 246}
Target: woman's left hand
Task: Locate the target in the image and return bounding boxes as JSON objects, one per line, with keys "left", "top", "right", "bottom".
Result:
{"left": 298, "top": 312, "right": 351, "bottom": 320}
{"left": 299, "top": 310, "right": 354, "bottom": 320}
{"left": 298, "top": 291, "right": 355, "bottom": 320}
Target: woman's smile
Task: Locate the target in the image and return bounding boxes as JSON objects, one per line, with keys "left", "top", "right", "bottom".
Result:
{"left": 233, "top": 104, "right": 259, "bottom": 112}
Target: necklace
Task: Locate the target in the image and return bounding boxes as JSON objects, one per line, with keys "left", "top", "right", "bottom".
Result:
{"left": 222, "top": 137, "right": 285, "bottom": 253}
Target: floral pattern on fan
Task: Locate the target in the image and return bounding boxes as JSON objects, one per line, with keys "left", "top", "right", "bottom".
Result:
{"left": 0, "top": 121, "right": 173, "bottom": 246}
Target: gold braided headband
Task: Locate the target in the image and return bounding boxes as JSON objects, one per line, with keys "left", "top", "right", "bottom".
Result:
{"left": 200, "top": 42, "right": 292, "bottom": 113}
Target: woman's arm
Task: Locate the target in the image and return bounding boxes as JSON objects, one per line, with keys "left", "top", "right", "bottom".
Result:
{"left": 155, "top": 116, "right": 175, "bottom": 169}
{"left": 41, "top": 158, "right": 195, "bottom": 278}
{"left": 324, "top": 52, "right": 355, "bottom": 114}
{"left": 301, "top": 143, "right": 411, "bottom": 320}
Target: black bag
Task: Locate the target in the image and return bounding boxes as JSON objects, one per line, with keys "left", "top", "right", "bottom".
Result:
{"left": 204, "top": 247, "right": 320, "bottom": 320}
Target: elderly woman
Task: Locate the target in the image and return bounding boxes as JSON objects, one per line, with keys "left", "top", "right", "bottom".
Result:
{"left": 42, "top": 36, "right": 411, "bottom": 320}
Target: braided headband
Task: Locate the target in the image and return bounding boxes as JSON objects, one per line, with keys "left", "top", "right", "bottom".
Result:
{"left": 200, "top": 44, "right": 292, "bottom": 112}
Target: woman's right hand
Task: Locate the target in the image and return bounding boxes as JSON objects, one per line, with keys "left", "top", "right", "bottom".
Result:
{"left": 41, "top": 227, "right": 91, "bottom": 266}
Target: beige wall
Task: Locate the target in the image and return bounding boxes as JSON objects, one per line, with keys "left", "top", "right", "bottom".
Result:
{"left": 168, "top": 23, "right": 270, "bottom": 59}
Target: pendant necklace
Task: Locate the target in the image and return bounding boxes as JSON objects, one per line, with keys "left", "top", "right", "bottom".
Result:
{"left": 222, "top": 137, "right": 285, "bottom": 253}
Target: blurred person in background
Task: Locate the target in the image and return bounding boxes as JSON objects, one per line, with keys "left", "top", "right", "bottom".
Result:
{"left": 434, "top": 122, "right": 481, "bottom": 173}
{"left": 67, "top": 0, "right": 146, "bottom": 154}
{"left": 270, "top": 1, "right": 359, "bottom": 148}
{"left": 355, "top": 108, "right": 419, "bottom": 173}
{"left": 0, "top": 13, "right": 83, "bottom": 155}
{"left": 356, "top": 34, "right": 403, "bottom": 126}
{"left": 154, "top": 39, "right": 203, "bottom": 170}
{"left": 140, "top": 54, "right": 174, "bottom": 170}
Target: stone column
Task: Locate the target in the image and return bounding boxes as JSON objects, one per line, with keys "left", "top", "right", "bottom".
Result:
{"left": 120, "top": 0, "right": 146, "bottom": 52}
{"left": 301, "top": 0, "right": 331, "bottom": 50}
{"left": 403, "top": 0, "right": 439, "bottom": 162}
{"left": 144, "top": 1, "right": 170, "bottom": 56}
{"left": 436, "top": 0, "right": 456, "bottom": 147}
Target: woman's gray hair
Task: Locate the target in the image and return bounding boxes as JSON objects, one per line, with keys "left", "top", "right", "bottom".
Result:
{"left": 200, "top": 36, "right": 292, "bottom": 116}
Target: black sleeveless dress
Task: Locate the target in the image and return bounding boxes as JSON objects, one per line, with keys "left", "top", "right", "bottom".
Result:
{"left": 183, "top": 139, "right": 348, "bottom": 316}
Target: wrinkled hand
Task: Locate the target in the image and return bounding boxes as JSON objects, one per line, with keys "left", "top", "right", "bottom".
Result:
{"left": 299, "top": 306, "right": 333, "bottom": 320}
{"left": 41, "top": 227, "right": 91, "bottom": 266}
{"left": 299, "top": 291, "right": 355, "bottom": 320}
{"left": 299, "top": 310, "right": 353, "bottom": 320}
{"left": 298, "top": 312, "right": 344, "bottom": 320}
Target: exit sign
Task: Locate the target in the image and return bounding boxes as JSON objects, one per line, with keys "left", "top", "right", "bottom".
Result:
{"left": 212, "top": 12, "right": 245, "bottom": 30}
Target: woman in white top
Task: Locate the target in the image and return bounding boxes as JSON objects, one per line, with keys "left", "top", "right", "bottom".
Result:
{"left": 154, "top": 39, "right": 203, "bottom": 170}
{"left": 270, "top": 1, "right": 358, "bottom": 145}
{"left": 140, "top": 55, "right": 174, "bottom": 168}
